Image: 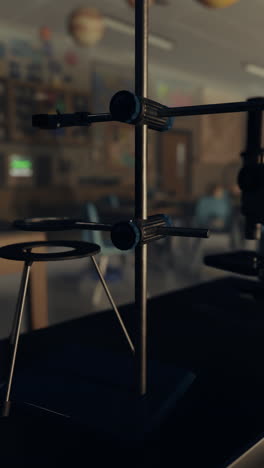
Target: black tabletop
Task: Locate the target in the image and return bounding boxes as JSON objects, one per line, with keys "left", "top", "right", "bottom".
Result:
{"left": 0, "top": 276, "right": 263, "bottom": 467}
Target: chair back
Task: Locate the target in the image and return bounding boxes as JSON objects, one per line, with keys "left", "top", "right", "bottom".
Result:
{"left": 99, "top": 195, "right": 120, "bottom": 209}
{"left": 82, "top": 201, "right": 128, "bottom": 256}
{"left": 82, "top": 202, "right": 104, "bottom": 246}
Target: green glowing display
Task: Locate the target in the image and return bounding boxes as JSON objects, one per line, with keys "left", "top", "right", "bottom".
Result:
{"left": 10, "top": 159, "right": 32, "bottom": 170}
{"left": 9, "top": 154, "right": 33, "bottom": 177}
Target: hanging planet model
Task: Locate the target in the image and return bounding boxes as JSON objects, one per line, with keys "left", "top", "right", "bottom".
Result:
{"left": 196, "top": 0, "right": 240, "bottom": 7}
{"left": 67, "top": 7, "right": 105, "bottom": 46}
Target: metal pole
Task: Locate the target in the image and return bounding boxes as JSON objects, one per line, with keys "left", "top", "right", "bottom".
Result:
{"left": 4, "top": 260, "right": 32, "bottom": 404}
{"left": 243, "top": 98, "right": 263, "bottom": 240}
{"left": 134, "top": 0, "right": 149, "bottom": 396}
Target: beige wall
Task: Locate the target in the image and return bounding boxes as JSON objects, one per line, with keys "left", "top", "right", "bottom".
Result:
{"left": 168, "top": 93, "right": 246, "bottom": 197}
{"left": 200, "top": 112, "right": 245, "bottom": 164}
{"left": 188, "top": 87, "right": 247, "bottom": 197}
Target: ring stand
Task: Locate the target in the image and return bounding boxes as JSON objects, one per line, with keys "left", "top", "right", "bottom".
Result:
{"left": 4, "top": 0, "right": 264, "bottom": 457}
{"left": 0, "top": 240, "right": 135, "bottom": 421}
{"left": 0, "top": 1, "right": 198, "bottom": 446}
{"left": 0, "top": 238, "right": 194, "bottom": 443}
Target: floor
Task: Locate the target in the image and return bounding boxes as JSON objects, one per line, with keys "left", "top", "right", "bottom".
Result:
{"left": 0, "top": 231, "right": 257, "bottom": 340}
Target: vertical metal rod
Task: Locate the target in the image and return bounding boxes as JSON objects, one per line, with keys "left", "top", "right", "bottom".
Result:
{"left": 90, "top": 256, "right": 135, "bottom": 354}
{"left": 134, "top": 0, "right": 149, "bottom": 396}
{"left": 5, "top": 260, "right": 32, "bottom": 404}
{"left": 243, "top": 98, "right": 263, "bottom": 240}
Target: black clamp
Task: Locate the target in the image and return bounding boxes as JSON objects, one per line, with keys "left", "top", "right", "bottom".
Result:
{"left": 109, "top": 90, "right": 174, "bottom": 132}
{"left": 111, "top": 214, "right": 209, "bottom": 250}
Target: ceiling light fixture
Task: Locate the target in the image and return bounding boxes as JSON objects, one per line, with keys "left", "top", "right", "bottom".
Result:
{"left": 244, "top": 63, "right": 264, "bottom": 79}
{"left": 104, "top": 16, "right": 173, "bottom": 51}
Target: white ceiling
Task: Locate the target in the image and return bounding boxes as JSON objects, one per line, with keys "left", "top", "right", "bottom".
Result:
{"left": 1, "top": 0, "right": 264, "bottom": 98}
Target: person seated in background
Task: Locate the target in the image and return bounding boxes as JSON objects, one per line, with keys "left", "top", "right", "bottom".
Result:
{"left": 189, "top": 183, "right": 233, "bottom": 275}
{"left": 227, "top": 182, "right": 246, "bottom": 250}
{"left": 193, "top": 183, "right": 232, "bottom": 231}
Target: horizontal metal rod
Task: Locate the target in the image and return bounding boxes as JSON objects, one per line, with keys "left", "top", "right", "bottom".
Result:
{"left": 158, "top": 100, "right": 264, "bottom": 118}
{"left": 32, "top": 112, "right": 113, "bottom": 129}
{"left": 13, "top": 218, "right": 113, "bottom": 232}
{"left": 33, "top": 99, "right": 264, "bottom": 130}
{"left": 74, "top": 222, "right": 113, "bottom": 231}
{"left": 83, "top": 113, "right": 113, "bottom": 123}
{"left": 157, "top": 226, "right": 209, "bottom": 238}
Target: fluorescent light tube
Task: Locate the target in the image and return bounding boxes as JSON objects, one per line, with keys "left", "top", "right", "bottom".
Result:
{"left": 244, "top": 63, "right": 264, "bottom": 79}
{"left": 104, "top": 16, "right": 173, "bottom": 51}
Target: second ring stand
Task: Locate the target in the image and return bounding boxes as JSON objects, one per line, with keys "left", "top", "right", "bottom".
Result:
{"left": 1, "top": 220, "right": 195, "bottom": 444}
{"left": 0, "top": 240, "right": 135, "bottom": 419}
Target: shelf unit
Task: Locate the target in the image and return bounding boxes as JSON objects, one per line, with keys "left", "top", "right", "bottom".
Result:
{"left": 0, "top": 78, "right": 91, "bottom": 145}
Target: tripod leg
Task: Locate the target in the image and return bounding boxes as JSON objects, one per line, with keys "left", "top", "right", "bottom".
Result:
{"left": 91, "top": 256, "right": 135, "bottom": 355}
{"left": 9, "top": 248, "right": 32, "bottom": 346}
{"left": 91, "top": 256, "right": 109, "bottom": 306}
{"left": 3, "top": 260, "right": 32, "bottom": 415}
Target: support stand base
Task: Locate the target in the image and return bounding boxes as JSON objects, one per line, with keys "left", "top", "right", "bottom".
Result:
{"left": 2, "top": 346, "right": 195, "bottom": 445}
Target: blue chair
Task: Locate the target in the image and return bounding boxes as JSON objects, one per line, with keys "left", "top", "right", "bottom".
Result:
{"left": 189, "top": 192, "right": 244, "bottom": 276}
{"left": 81, "top": 202, "right": 129, "bottom": 305}
{"left": 98, "top": 194, "right": 120, "bottom": 209}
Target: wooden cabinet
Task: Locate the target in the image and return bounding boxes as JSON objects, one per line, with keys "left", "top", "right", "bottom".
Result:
{"left": 0, "top": 231, "right": 48, "bottom": 330}
{"left": 159, "top": 129, "right": 192, "bottom": 199}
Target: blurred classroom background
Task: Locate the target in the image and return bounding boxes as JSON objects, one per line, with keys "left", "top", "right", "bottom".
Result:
{"left": 0, "top": 0, "right": 260, "bottom": 338}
